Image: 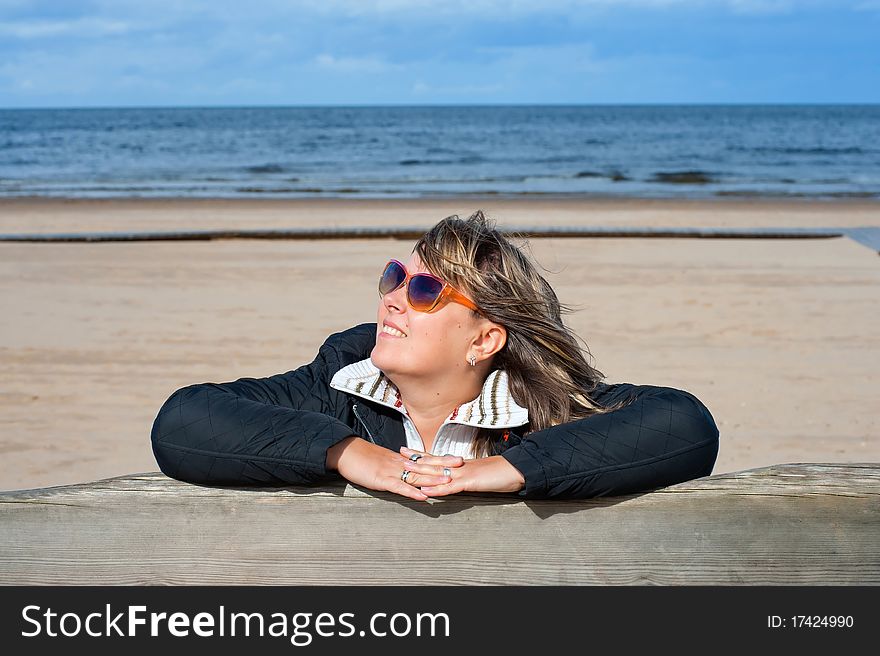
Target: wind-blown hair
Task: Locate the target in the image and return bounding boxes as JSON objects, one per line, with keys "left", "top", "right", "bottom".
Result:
{"left": 414, "top": 210, "right": 631, "bottom": 458}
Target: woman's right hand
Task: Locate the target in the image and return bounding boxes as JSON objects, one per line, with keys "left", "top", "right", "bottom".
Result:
{"left": 326, "top": 436, "right": 464, "bottom": 502}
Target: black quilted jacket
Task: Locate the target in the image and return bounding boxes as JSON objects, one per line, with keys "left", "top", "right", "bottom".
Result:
{"left": 150, "top": 322, "right": 720, "bottom": 499}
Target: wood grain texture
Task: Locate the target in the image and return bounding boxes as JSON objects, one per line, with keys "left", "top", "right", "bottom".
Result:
{"left": 1, "top": 463, "right": 878, "bottom": 585}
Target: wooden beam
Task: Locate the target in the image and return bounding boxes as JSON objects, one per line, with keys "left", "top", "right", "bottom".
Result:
{"left": 1, "top": 463, "right": 877, "bottom": 585}
{"left": 0, "top": 225, "right": 849, "bottom": 243}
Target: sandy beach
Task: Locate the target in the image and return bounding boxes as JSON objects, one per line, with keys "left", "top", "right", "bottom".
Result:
{"left": 1, "top": 197, "right": 878, "bottom": 492}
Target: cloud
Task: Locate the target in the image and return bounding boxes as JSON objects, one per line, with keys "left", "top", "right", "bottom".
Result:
{"left": 412, "top": 80, "right": 506, "bottom": 96}
{"left": 477, "top": 43, "right": 608, "bottom": 74}
{"left": 313, "top": 54, "right": 403, "bottom": 74}
{"left": 229, "top": 0, "right": 842, "bottom": 17}
{"left": 0, "top": 0, "right": 875, "bottom": 105}
{"left": 725, "top": 0, "right": 795, "bottom": 14}
{"left": 0, "top": 17, "right": 133, "bottom": 39}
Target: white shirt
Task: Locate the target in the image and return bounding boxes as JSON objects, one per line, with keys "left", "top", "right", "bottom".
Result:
{"left": 329, "top": 357, "right": 529, "bottom": 459}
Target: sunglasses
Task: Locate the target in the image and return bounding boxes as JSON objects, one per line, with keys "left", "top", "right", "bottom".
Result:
{"left": 378, "top": 259, "right": 480, "bottom": 313}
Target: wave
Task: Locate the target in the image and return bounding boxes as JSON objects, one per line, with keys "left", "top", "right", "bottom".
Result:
{"left": 533, "top": 155, "right": 585, "bottom": 164}
{"left": 714, "top": 190, "right": 877, "bottom": 198}
{"left": 574, "top": 170, "right": 631, "bottom": 181}
{"left": 727, "top": 146, "right": 868, "bottom": 155}
{"left": 3, "top": 184, "right": 878, "bottom": 200}
{"left": 399, "top": 159, "right": 456, "bottom": 166}
{"left": 244, "top": 164, "right": 286, "bottom": 174}
{"left": 237, "top": 186, "right": 361, "bottom": 194}
{"left": 650, "top": 170, "right": 717, "bottom": 184}
{"left": 399, "top": 155, "right": 486, "bottom": 166}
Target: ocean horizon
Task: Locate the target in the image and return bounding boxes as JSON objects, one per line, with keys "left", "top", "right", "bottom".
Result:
{"left": 2, "top": 104, "right": 878, "bottom": 200}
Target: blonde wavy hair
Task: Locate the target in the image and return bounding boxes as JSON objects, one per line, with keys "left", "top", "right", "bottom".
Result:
{"left": 414, "top": 210, "right": 631, "bottom": 458}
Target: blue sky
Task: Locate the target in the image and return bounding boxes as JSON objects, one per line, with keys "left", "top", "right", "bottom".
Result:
{"left": 0, "top": 0, "right": 877, "bottom": 107}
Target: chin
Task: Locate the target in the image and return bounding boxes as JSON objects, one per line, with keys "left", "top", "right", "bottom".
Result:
{"left": 369, "top": 345, "right": 388, "bottom": 370}
{"left": 370, "top": 345, "right": 406, "bottom": 376}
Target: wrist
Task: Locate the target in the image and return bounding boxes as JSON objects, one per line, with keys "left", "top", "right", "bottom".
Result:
{"left": 325, "top": 436, "right": 361, "bottom": 471}
{"left": 488, "top": 455, "right": 526, "bottom": 493}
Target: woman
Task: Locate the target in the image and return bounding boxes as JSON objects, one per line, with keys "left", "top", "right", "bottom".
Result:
{"left": 151, "top": 211, "right": 719, "bottom": 501}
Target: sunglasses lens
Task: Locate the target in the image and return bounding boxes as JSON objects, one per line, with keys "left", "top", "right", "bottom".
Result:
{"left": 379, "top": 261, "right": 405, "bottom": 295}
{"left": 408, "top": 274, "right": 443, "bottom": 311}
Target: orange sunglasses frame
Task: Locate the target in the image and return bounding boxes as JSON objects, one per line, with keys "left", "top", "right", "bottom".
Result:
{"left": 379, "top": 259, "right": 480, "bottom": 313}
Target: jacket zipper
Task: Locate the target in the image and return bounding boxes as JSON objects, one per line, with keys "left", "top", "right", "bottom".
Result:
{"left": 351, "top": 403, "right": 377, "bottom": 445}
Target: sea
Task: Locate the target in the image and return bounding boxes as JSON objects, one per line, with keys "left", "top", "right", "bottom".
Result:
{"left": 1, "top": 104, "right": 878, "bottom": 200}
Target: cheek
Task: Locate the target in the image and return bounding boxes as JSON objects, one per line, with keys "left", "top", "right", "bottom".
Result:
{"left": 418, "top": 321, "right": 463, "bottom": 353}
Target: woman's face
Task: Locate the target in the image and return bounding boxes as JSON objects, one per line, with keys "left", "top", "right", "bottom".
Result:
{"left": 371, "top": 251, "right": 485, "bottom": 382}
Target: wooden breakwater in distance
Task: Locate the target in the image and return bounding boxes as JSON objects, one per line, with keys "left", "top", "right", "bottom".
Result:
{"left": 0, "top": 463, "right": 878, "bottom": 585}
{"left": 2, "top": 225, "right": 878, "bottom": 253}
{"left": 0, "top": 225, "right": 863, "bottom": 242}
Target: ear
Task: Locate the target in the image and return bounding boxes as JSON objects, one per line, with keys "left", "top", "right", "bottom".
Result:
{"left": 472, "top": 321, "right": 507, "bottom": 359}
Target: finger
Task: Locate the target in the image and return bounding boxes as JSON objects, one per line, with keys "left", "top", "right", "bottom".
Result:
{"left": 432, "top": 454, "right": 465, "bottom": 467}
{"left": 402, "top": 461, "right": 458, "bottom": 478}
{"left": 420, "top": 481, "right": 462, "bottom": 497}
{"left": 401, "top": 470, "right": 452, "bottom": 487}
{"left": 416, "top": 456, "right": 464, "bottom": 470}
{"left": 400, "top": 448, "right": 464, "bottom": 468}
{"left": 391, "top": 480, "right": 428, "bottom": 502}
{"left": 400, "top": 447, "right": 432, "bottom": 462}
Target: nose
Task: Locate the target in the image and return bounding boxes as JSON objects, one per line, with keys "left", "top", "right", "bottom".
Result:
{"left": 382, "top": 279, "right": 408, "bottom": 313}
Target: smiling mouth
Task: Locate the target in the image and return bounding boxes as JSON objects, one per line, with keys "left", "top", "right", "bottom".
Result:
{"left": 381, "top": 325, "right": 408, "bottom": 338}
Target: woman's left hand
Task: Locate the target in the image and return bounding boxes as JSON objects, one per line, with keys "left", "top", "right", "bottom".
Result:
{"left": 400, "top": 447, "right": 525, "bottom": 496}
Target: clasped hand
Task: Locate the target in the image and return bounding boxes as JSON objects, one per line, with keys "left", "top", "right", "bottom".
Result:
{"left": 326, "top": 437, "right": 525, "bottom": 502}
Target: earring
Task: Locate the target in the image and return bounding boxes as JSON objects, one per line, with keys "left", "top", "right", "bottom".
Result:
{"left": 468, "top": 354, "right": 477, "bottom": 367}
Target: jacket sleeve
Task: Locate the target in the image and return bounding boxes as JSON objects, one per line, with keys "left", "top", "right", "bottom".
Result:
{"left": 150, "top": 331, "right": 361, "bottom": 487}
{"left": 499, "top": 385, "right": 720, "bottom": 499}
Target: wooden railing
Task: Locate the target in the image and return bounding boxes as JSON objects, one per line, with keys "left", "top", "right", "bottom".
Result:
{"left": 1, "top": 463, "right": 877, "bottom": 585}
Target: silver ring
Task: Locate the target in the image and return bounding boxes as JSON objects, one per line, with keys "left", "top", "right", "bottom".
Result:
{"left": 409, "top": 453, "right": 423, "bottom": 462}
{"left": 401, "top": 470, "right": 411, "bottom": 483}
{"left": 443, "top": 468, "right": 452, "bottom": 477}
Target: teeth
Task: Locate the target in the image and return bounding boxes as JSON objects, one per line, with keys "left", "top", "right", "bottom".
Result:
{"left": 382, "top": 325, "right": 407, "bottom": 338}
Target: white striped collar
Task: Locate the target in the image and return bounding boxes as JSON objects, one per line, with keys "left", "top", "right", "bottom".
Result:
{"left": 329, "top": 357, "right": 529, "bottom": 429}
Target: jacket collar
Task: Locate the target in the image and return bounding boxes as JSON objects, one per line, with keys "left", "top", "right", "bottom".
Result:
{"left": 330, "top": 357, "right": 529, "bottom": 429}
